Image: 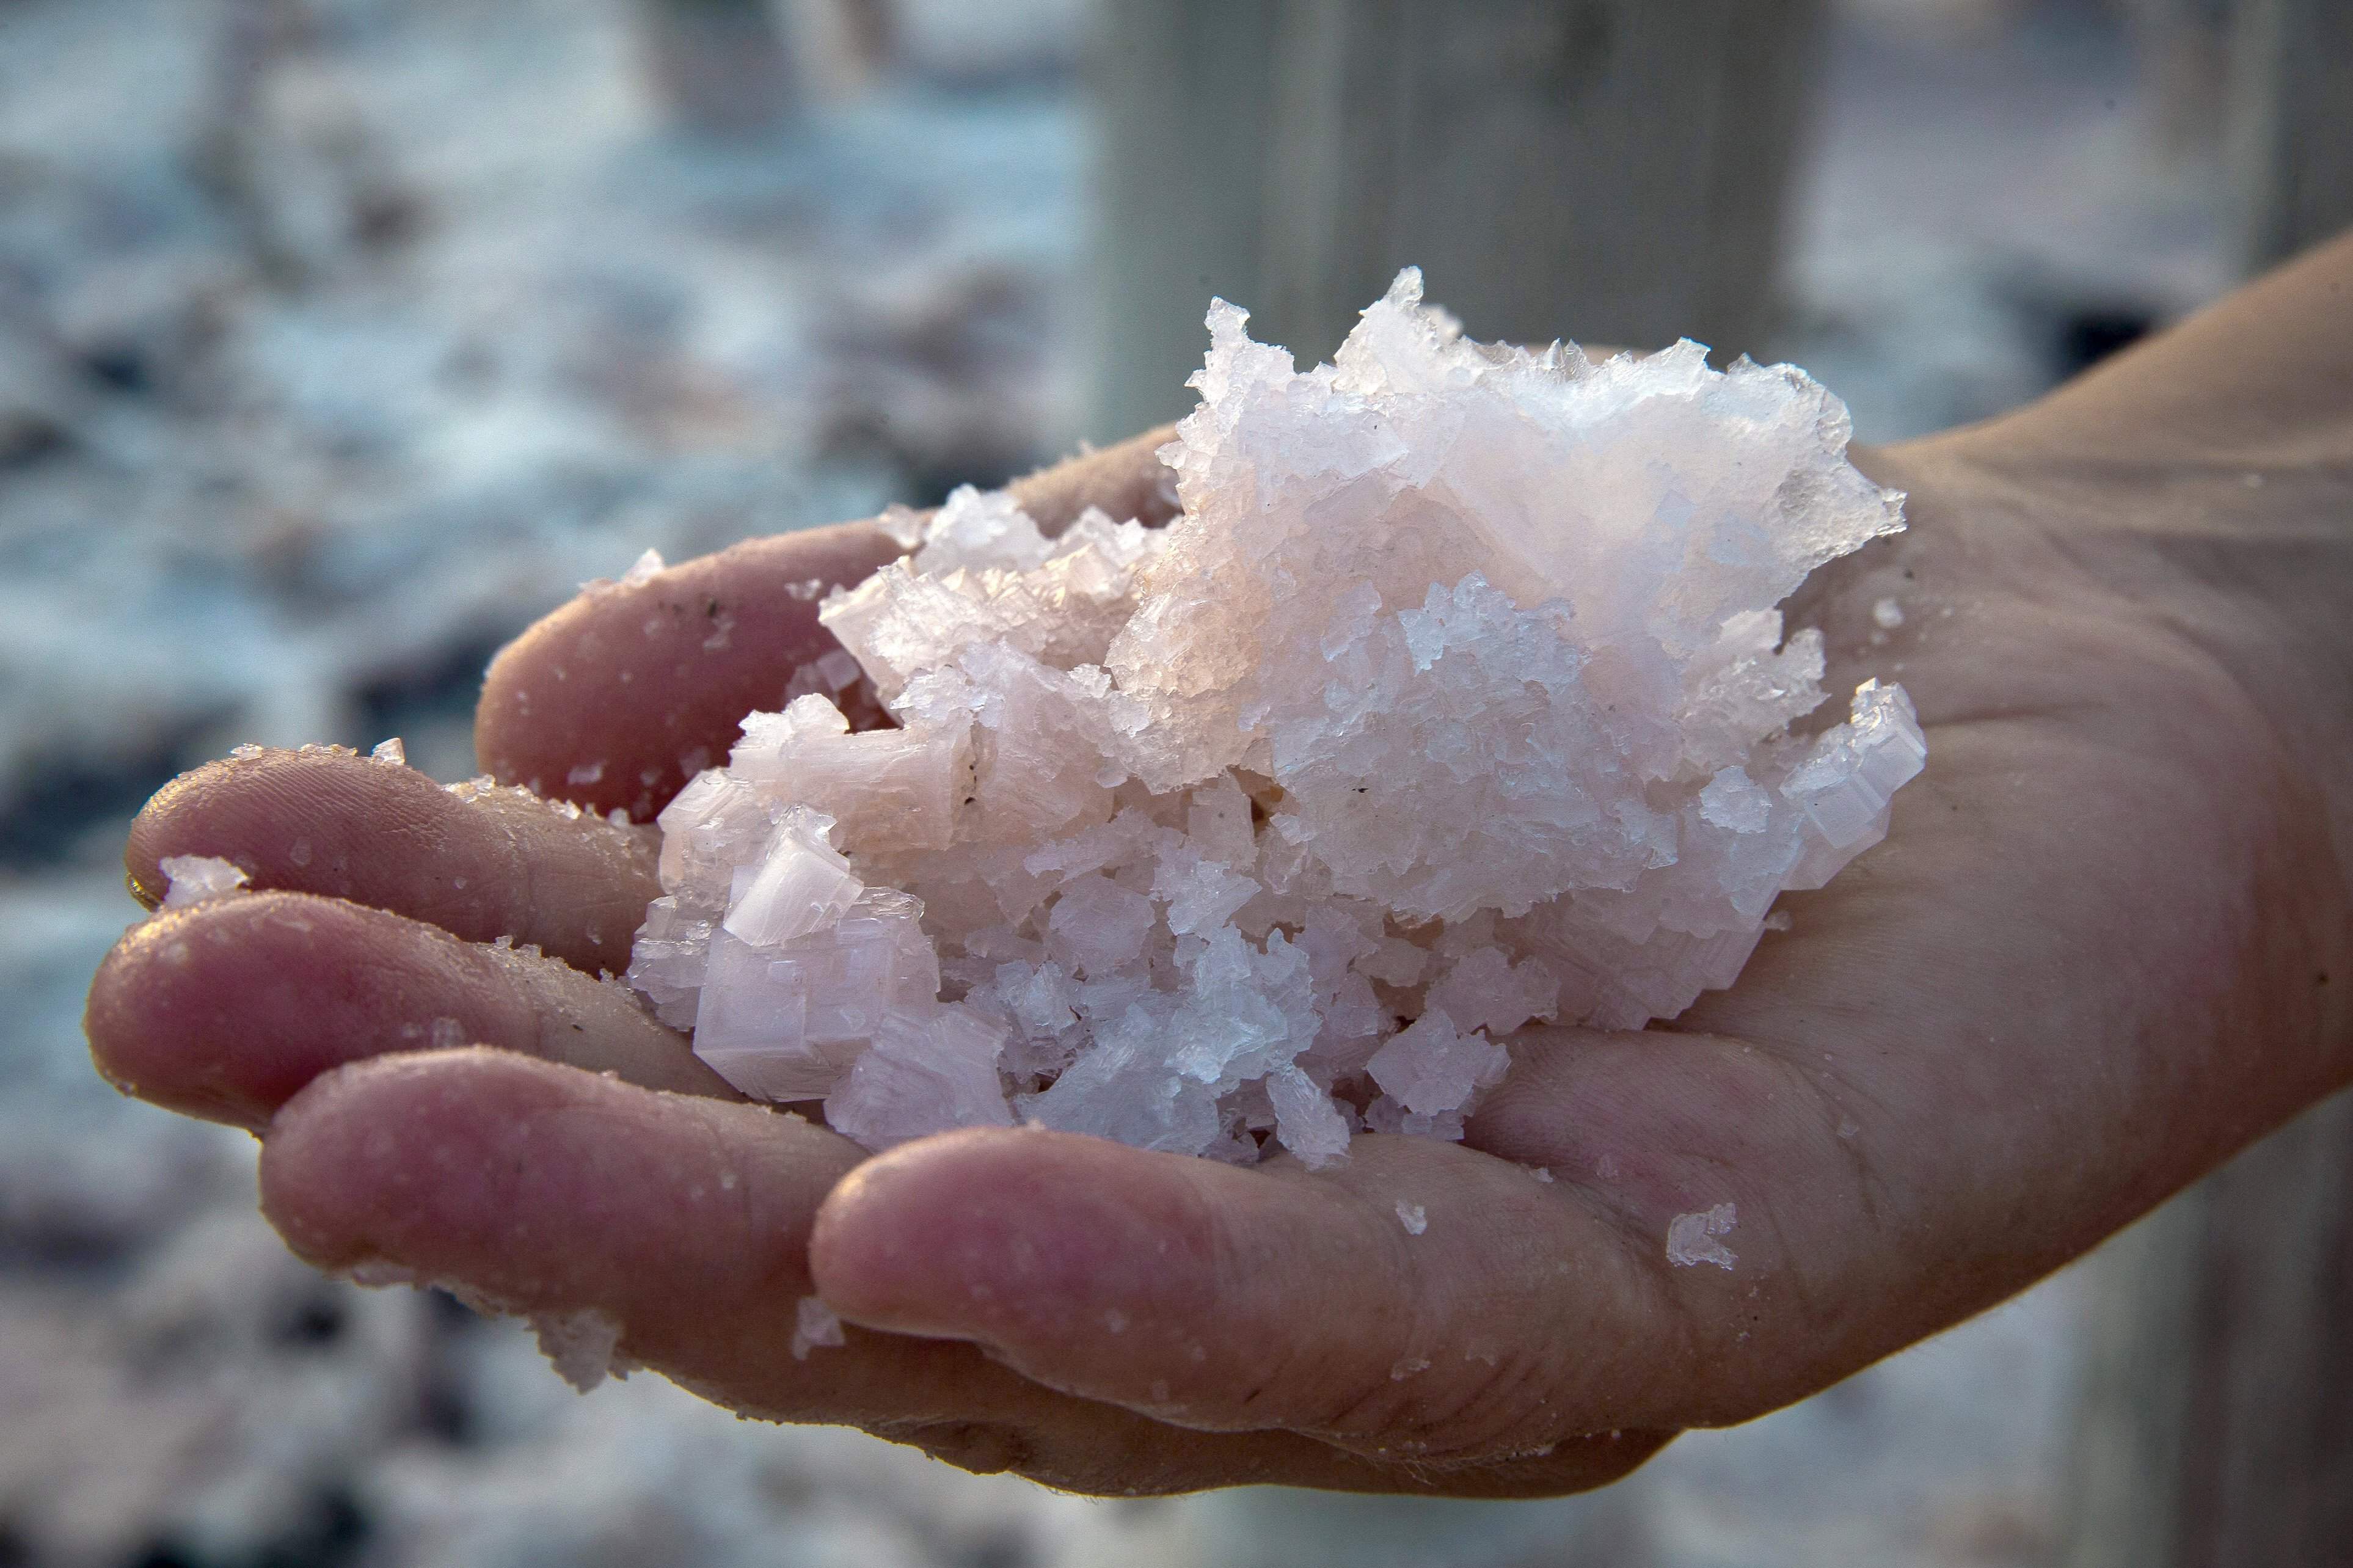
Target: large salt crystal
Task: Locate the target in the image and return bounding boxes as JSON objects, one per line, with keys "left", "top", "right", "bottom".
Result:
{"left": 825, "top": 1006, "right": 1016, "bottom": 1150}
{"left": 158, "top": 855, "right": 250, "bottom": 908}
{"left": 627, "top": 271, "right": 1927, "bottom": 1167}
{"left": 721, "top": 808, "right": 863, "bottom": 947}
{"left": 1367, "top": 1009, "right": 1512, "bottom": 1118}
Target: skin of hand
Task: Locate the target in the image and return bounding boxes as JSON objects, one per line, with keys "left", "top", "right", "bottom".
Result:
{"left": 86, "top": 235, "right": 2353, "bottom": 1498}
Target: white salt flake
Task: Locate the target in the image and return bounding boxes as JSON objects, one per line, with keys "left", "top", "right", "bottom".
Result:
{"left": 621, "top": 547, "right": 665, "bottom": 588}
{"left": 1872, "top": 596, "right": 1905, "bottom": 629}
{"left": 1368, "top": 1010, "right": 1509, "bottom": 1118}
{"left": 159, "top": 855, "right": 249, "bottom": 908}
{"left": 1395, "top": 1200, "right": 1428, "bottom": 1236}
{"left": 1699, "top": 767, "right": 1773, "bottom": 834}
{"left": 1665, "top": 1202, "right": 1739, "bottom": 1270}
{"left": 823, "top": 1006, "right": 1015, "bottom": 1151}
{"left": 533, "top": 1307, "right": 625, "bottom": 1392}
{"left": 370, "top": 737, "right": 407, "bottom": 766}
{"left": 790, "top": 1295, "right": 845, "bottom": 1360}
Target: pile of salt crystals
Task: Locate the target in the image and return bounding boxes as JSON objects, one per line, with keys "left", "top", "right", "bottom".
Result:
{"left": 626, "top": 270, "right": 1927, "bottom": 1168}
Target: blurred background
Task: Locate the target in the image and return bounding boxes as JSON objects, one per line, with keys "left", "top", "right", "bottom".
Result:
{"left": 2, "top": 0, "right": 2345, "bottom": 1564}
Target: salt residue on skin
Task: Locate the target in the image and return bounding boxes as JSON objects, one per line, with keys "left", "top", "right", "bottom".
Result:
{"left": 1665, "top": 1203, "right": 1739, "bottom": 1270}
{"left": 626, "top": 272, "right": 1927, "bottom": 1172}
{"left": 534, "top": 1307, "right": 627, "bottom": 1392}
{"left": 790, "top": 1296, "right": 845, "bottom": 1360}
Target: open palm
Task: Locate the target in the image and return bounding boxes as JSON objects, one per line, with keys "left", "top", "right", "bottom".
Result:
{"left": 88, "top": 250, "right": 2353, "bottom": 1497}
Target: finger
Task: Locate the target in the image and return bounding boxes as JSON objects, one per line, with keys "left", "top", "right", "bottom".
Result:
{"left": 476, "top": 425, "right": 1180, "bottom": 820}
{"left": 126, "top": 748, "right": 658, "bottom": 974}
{"left": 86, "top": 890, "right": 729, "bottom": 1130}
{"left": 1002, "top": 423, "right": 1182, "bottom": 536}
{"left": 809, "top": 1125, "right": 1698, "bottom": 1466}
{"left": 258, "top": 1049, "right": 1661, "bottom": 1496}
{"left": 476, "top": 520, "right": 905, "bottom": 822}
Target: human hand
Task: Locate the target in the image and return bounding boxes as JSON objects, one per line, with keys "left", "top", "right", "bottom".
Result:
{"left": 87, "top": 245, "right": 2353, "bottom": 1497}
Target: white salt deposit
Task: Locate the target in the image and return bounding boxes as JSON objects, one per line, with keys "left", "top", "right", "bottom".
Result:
{"left": 158, "top": 855, "right": 250, "bottom": 908}
{"left": 627, "top": 272, "right": 1927, "bottom": 1167}
{"left": 1666, "top": 1203, "right": 1740, "bottom": 1271}
{"left": 533, "top": 1307, "right": 626, "bottom": 1393}
{"left": 790, "top": 1296, "right": 846, "bottom": 1361}
{"left": 621, "top": 547, "right": 666, "bottom": 588}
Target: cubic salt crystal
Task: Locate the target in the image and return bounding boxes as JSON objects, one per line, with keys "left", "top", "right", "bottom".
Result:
{"left": 654, "top": 770, "right": 775, "bottom": 904}
{"left": 1366, "top": 1009, "right": 1512, "bottom": 1118}
{"left": 782, "top": 646, "right": 866, "bottom": 704}
{"left": 1044, "top": 872, "right": 1157, "bottom": 978}
{"left": 1781, "top": 680, "right": 1928, "bottom": 855}
{"left": 159, "top": 855, "right": 250, "bottom": 908}
{"left": 688, "top": 883, "right": 943, "bottom": 1101}
{"left": 1698, "top": 767, "right": 1773, "bottom": 834}
{"left": 721, "top": 809, "right": 862, "bottom": 947}
{"left": 627, "top": 272, "right": 1927, "bottom": 1163}
{"left": 690, "top": 930, "right": 822, "bottom": 1098}
{"left": 729, "top": 696, "right": 968, "bottom": 856}
{"left": 824, "top": 1005, "right": 1016, "bottom": 1150}
{"left": 622, "top": 896, "right": 713, "bottom": 1029}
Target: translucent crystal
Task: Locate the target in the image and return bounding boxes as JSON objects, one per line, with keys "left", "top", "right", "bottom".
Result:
{"left": 1366, "top": 1009, "right": 1511, "bottom": 1118}
{"left": 825, "top": 1005, "right": 1016, "bottom": 1150}
{"left": 627, "top": 273, "right": 1927, "bottom": 1163}
{"left": 790, "top": 1296, "right": 845, "bottom": 1360}
{"left": 1666, "top": 1202, "right": 1740, "bottom": 1270}
{"left": 721, "top": 808, "right": 862, "bottom": 947}
{"left": 159, "top": 855, "right": 250, "bottom": 908}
